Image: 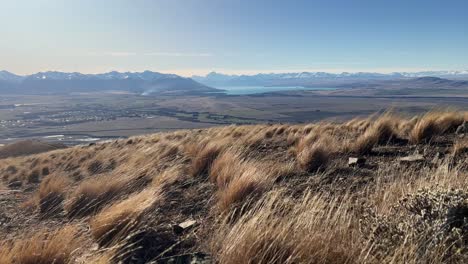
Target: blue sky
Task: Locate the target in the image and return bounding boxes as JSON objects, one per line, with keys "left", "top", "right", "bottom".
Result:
{"left": 1, "top": 0, "right": 467, "bottom": 76}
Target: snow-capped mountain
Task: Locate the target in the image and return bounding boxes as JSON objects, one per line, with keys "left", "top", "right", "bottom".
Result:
{"left": 0, "top": 70, "right": 219, "bottom": 95}
{"left": 193, "top": 70, "right": 468, "bottom": 87}
{"left": 23, "top": 70, "right": 179, "bottom": 81}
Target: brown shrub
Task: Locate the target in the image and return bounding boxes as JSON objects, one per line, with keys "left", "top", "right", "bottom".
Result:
{"left": 0, "top": 226, "right": 81, "bottom": 264}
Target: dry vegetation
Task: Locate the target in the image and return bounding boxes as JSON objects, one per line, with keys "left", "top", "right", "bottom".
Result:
{"left": 0, "top": 110, "right": 467, "bottom": 263}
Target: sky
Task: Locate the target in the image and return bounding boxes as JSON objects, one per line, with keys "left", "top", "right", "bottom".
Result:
{"left": 1, "top": 0, "right": 467, "bottom": 76}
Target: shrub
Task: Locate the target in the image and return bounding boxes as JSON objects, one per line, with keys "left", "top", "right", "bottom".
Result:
{"left": 360, "top": 188, "right": 468, "bottom": 263}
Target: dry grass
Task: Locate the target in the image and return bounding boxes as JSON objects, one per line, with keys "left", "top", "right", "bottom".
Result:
{"left": 453, "top": 138, "right": 468, "bottom": 158}
{"left": 0, "top": 226, "right": 81, "bottom": 264}
{"left": 189, "top": 141, "right": 224, "bottom": 176}
{"left": 209, "top": 149, "right": 246, "bottom": 188}
{"left": 89, "top": 188, "right": 162, "bottom": 246}
{"left": 213, "top": 191, "right": 359, "bottom": 264}
{"left": 65, "top": 174, "right": 148, "bottom": 218}
{"left": 217, "top": 166, "right": 268, "bottom": 212}
{"left": 296, "top": 135, "right": 335, "bottom": 172}
{"left": 410, "top": 111, "right": 464, "bottom": 144}
{"left": 351, "top": 115, "right": 401, "bottom": 154}
{"left": 37, "top": 175, "right": 69, "bottom": 216}
{"left": 1, "top": 110, "right": 468, "bottom": 263}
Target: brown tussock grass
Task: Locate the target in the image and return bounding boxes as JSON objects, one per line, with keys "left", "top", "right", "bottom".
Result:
{"left": 296, "top": 135, "right": 336, "bottom": 172}
{"left": 189, "top": 141, "right": 225, "bottom": 177}
{"left": 213, "top": 190, "right": 359, "bottom": 264}
{"left": 351, "top": 115, "right": 401, "bottom": 155}
{"left": 410, "top": 111, "right": 464, "bottom": 144}
{"left": 0, "top": 225, "right": 81, "bottom": 264}
{"left": 209, "top": 149, "right": 246, "bottom": 188}
{"left": 217, "top": 166, "right": 268, "bottom": 212}
{"left": 89, "top": 188, "right": 162, "bottom": 246}
{"left": 214, "top": 152, "right": 294, "bottom": 212}
{"left": 37, "top": 175, "right": 70, "bottom": 216}
{"left": 65, "top": 174, "right": 148, "bottom": 218}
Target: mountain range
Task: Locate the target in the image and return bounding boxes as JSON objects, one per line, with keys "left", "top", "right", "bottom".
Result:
{"left": 0, "top": 70, "right": 219, "bottom": 95}
{"left": 192, "top": 70, "right": 468, "bottom": 87}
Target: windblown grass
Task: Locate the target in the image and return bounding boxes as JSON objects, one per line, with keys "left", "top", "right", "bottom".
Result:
{"left": 0, "top": 226, "right": 81, "bottom": 264}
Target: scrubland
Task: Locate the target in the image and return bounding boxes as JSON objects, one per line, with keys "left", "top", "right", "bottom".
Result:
{"left": 0, "top": 110, "right": 467, "bottom": 263}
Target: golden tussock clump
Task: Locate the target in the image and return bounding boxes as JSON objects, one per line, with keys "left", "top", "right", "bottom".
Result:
{"left": 351, "top": 115, "right": 402, "bottom": 154}
{"left": 0, "top": 226, "right": 81, "bottom": 264}
{"left": 65, "top": 177, "right": 128, "bottom": 217}
{"left": 217, "top": 165, "right": 268, "bottom": 212}
{"left": 213, "top": 151, "right": 294, "bottom": 212}
{"left": 189, "top": 141, "right": 226, "bottom": 177}
{"left": 209, "top": 149, "right": 246, "bottom": 188}
{"left": 296, "top": 135, "right": 336, "bottom": 172}
{"left": 410, "top": 111, "right": 464, "bottom": 144}
{"left": 37, "top": 175, "right": 70, "bottom": 216}
{"left": 213, "top": 191, "right": 359, "bottom": 264}
{"left": 89, "top": 188, "right": 162, "bottom": 246}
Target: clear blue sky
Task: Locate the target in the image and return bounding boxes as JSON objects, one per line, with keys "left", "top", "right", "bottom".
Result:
{"left": 1, "top": 0, "right": 467, "bottom": 76}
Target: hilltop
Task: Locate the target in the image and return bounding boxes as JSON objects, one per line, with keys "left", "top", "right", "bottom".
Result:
{"left": 0, "top": 111, "right": 467, "bottom": 263}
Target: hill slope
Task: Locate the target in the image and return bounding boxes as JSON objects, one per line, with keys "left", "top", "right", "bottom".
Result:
{"left": 0, "top": 140, "right": 67, "bottom": 159}
{"left": 0, "top": 111, "right": 467, "bottom": 263}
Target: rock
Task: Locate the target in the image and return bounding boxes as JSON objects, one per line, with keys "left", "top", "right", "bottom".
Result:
{"left": 456, "top": 121, "right": 468, "bottom": 134}
{"left": 173, "top": 219, "right": 197, "bottom": 235}
{"left": 431, "top": 152, "right": 444, "bottom": 164}
{"left": 348, "top": 157, "right": 366, "bottom": 167}
{"left": 399, "top": 154, "right": 425, "bottom": 165}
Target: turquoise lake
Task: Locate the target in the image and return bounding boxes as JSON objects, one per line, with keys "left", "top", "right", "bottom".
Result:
{"left": 216, "top": 86, "right": 337, "bottom": 95}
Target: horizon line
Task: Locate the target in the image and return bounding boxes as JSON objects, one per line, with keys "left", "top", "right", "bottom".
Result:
{"left": 2, "top": 68, "right": 468, "bottom": 78}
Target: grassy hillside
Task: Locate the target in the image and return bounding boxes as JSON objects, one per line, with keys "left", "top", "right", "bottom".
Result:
{"left": 0, "top": 111, "right": 467, "bottom": 263}
{"left": 0, "top": 140, "right": 67, "bottom": 159}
